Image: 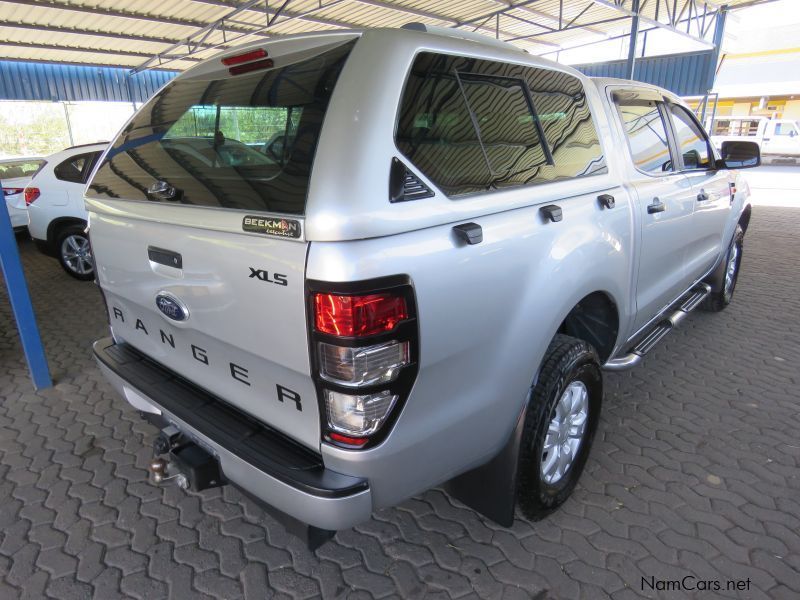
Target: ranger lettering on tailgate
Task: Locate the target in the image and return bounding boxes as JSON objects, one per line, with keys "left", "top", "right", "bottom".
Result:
{"left": 110, "top": 306, "right": 302, "bottom": 410}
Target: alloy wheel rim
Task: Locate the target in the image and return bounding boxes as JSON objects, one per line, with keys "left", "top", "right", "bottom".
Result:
{"left": 61, "top": 234, "right": 94, "bottom": 275}
{"left": 540, "top": 380, "right": 589, "bottom": 485}
{"left": 724, "top": 242, "right": 739, "bottom": 297}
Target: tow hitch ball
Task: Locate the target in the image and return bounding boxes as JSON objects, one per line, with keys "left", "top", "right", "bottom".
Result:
{"left": 148, "top": 426, "right": 224, "bottom": 492}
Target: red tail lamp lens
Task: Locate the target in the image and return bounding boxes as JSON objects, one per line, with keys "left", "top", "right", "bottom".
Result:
{"left": 328, "top": 432, "right": 369, "bottom": 447}
{"left": 24, "top": 187, "right": 40, "bottom": 205}
{"left": 221, "top": 48, "right": 267, "bottom": 66}
{"left": 314, "top": 292, "right": 408, "bottom": 337}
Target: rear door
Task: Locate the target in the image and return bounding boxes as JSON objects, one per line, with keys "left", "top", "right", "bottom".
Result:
{"left": 613, "top": 95, "right": 695, "bottom": 331}
{"left": 665, "top": 103, "right": 731, "bottom": 283}
{"left": 85, "top": 38, "right": 356, "bottom": 451}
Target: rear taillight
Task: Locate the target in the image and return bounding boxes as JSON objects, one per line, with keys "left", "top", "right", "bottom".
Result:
{"left": 314, "top": 292, "right": 408, "bottom": 337}
{"left": 310, "top": 280, "right": 418, "bottom": 449}
{"left": 24, "top": 187, "right": 40, "bottom": 205}
{"left": 2, "top": 187, "right": 24, "bottom": 197}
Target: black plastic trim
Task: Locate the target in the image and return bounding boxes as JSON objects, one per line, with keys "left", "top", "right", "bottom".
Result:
{"left": 93, "top": 337, "right": 368, "bottom": 499}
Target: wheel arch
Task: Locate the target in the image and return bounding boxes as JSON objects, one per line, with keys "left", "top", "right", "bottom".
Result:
{"left": 557, "top": 291, "right": 620, "bottom": 364}
{"left": 47, "top": 216, "right": 88, "bottom": 246}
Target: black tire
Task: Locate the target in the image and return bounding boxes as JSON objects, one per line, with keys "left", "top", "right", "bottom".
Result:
{"left": 517, "top": 334, "right": 602, "bottom": 521}
{"left": 55, "top": 224, "right": 95, "bottom": 281}
{"left": 701, "top": 225, "right": 744, "bottom": 312}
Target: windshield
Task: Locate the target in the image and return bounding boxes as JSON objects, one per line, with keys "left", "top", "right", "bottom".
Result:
{"left": 87, "top": 39, "right": 355, "bottom": 215}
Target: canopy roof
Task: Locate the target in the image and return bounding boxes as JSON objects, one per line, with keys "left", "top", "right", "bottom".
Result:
{"left": 0, "top": 0, "right": 765, "bottom": 72}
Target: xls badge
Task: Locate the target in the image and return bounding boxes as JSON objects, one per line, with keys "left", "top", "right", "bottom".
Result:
{"left": 242, "top": 216, "right": 301, "bottom": 239}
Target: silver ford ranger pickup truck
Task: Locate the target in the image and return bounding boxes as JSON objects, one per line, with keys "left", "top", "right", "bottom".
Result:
{"left": 86, "top": 25, "right": 759, "bottom": 547}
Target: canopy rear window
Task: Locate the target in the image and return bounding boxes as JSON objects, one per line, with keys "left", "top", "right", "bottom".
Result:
{"left": 87, "top": 40, "right": 355, "bottom": 215}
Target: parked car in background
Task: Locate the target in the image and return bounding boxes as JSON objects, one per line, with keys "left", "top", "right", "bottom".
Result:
{"left": 26, "top": 142, "right": 107, "bottom": 280}
{"left": 0, "top": 156, "right": 45, "bottom": 231}
{"left": 709, "top": 115, "right": 800, "bottom": 162}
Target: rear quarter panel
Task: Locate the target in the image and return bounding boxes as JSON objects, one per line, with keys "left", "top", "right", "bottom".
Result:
{"left": 309, "top": 182, "right": 633, "bottom": 508}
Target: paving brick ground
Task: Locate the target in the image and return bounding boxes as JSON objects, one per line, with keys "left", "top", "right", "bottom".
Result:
{"left": 1, "top": 206, "right": 799, "bottom": 599}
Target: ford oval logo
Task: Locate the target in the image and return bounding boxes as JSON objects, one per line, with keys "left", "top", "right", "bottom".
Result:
{"left": 155, "top": 293, "right": 189, "bottom": 322}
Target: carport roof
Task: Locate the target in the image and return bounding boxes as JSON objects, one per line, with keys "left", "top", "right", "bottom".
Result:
{"left": 0, "top": 0, "right": 765, "bottom": 72}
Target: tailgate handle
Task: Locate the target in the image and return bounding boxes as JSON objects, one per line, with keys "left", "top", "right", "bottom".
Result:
{"left": 148, "top": 246, "right": 182, "bottom": 269}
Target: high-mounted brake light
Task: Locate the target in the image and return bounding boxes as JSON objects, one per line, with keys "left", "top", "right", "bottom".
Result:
{"left": 221, "top": 48, "right": 268, "bottom": 66}
{"left": 24, "top": 187, "right": 40, "bottom": 205}
{"left": 314, "top": 292, "right": 408, "bottom": 337}
{"left": 228, "top": 58, "right": 275, "bottom": 76}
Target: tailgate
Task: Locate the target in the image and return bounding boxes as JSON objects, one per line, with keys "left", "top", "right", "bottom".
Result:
{"left": 90, "top": 208, "right": 318, "bottom": 449}
{"left": 84, "top": 36, "right": 359, "bottom": 451}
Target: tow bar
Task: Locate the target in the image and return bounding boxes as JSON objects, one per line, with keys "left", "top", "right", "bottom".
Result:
{"left": 148, "top": 425, "right": 224, "bottom": 492}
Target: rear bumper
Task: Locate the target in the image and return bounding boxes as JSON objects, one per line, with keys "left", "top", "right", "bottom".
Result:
{"left": 93, "top": 337, "right": 373, "bottom": 530}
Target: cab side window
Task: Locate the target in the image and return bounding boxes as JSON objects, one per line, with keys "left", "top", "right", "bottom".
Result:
{"left": 395, "top": 52, "right": 608, "bottom": 197}
{"left": 668, "top": 105, "right": 713, "bottom": 170}
{"left": 54, "top": 151, "right": 101, "bottom": 184}
{"left": 615, "top": 100, "right": 673, "bottom": 174}
{"left": 774, "top": 122, "right": 798, "bottom": 137}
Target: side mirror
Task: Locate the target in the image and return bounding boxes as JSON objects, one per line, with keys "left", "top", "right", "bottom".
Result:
{"left": 719, "top": 140, "right": 761, "bottom": 169}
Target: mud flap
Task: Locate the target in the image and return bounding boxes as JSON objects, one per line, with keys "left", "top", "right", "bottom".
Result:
{"left": 443, "top": 402, "right": 528, "bottom": 527}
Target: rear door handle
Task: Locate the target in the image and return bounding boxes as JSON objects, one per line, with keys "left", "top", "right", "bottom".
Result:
{"left": 647, "top": 198, "right": 665, "bottom": 214}
{"left": 598, "top": 193, "right": 615, "bottom": 209}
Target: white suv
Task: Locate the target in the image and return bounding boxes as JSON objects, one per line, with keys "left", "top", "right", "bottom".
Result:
{"left": 1, "top": 156, "right": 45, "bottom": 231}
{"left": 26, "top": 142, "right": 107, "bottom": 280}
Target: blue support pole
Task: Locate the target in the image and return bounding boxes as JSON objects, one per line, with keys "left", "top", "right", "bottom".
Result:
{"left": 626, "top": 0, "right": 641, "bottom": 80}
{"left": 0, "top": 185, "right": 52, "bottom": 390}
{"left": 701, "top": 5, "right": 728, "bottom": 123}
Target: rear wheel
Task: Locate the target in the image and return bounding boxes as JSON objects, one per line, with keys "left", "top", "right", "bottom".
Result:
{"left": 517, "top": 334, "right": 602, "bottom": 521}
{"left": 702, "top": 225, "right": 744, "bottom": 312}
{"left": 56, "top": 225, "right": 94, "bottom": 281}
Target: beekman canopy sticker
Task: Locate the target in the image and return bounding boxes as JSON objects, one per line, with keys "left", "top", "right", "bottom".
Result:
{"left": 242, "top": 216, "right": 302, "bottom": 239}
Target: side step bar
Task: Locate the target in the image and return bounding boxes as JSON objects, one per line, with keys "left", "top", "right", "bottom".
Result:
{"left": 604, "top": 283, "right": 710, "bottom": 371}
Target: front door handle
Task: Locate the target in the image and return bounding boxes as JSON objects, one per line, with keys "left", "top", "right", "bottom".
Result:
{"left": 647, "top": 198, "right": 665, "bottom": 214}
{"left": 697, "top": 190, "right": 709, "bottom": 201}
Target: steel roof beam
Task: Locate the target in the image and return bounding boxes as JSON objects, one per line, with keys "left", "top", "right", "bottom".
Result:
{"left": 506, "top": 15, "right": 628, "bottom": 41}
{"left": 0, "top": 0, "right": 219, "bottom": 30}
{"left": 0, "top": 21, "right": 221, "bottom": 49}
{"left": 133, "top": 0, "right": 359, "bottom": 73}
{"left": 590, "top": 0, "right": 715, "bottom": 47}
{"left": 191, "top": 0, "right": 531, "bottom": 47}
{"left": 511, "top": 3, "right": 608, "bottom": 36}
{"left": 453, "top": 1, "right": 562, "bottom": 47}
{"left": 0, "top": 39, "right": 201, "bottom": 61}
{"left": 189, "top": 0, "right": 360, "bottom": 30}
